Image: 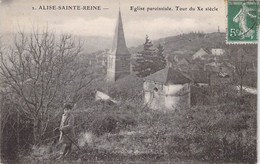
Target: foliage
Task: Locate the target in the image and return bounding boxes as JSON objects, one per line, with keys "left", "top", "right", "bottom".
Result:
{"left": 166, "top": 94, "right": 256, "bottom": 162}
{"left": 133, "top": 35, "right": 166, "bottom": 77}
{"left": 105, "top": 75, "right": 143, "bottom": 101}
{"left": 220, "top": 44, "right": 257, "bottom": 93}
{"left": 130, "top": 32, "right": 226, "bottom": 56}
{"left": 13, "top": 81, "right": 256, "bottom": 163}
{"left": 0, "top": 29, "right": 94, "bottom": 148}
{"left": 155, "top": 43, "right": 166, "bottom": 71}
{"left": 75, "top": 84, "right": 256, "bottom": 163}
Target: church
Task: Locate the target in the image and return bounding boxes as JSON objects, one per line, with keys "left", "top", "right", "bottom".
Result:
{"left": 106, "top": 9, "right": 131, "bottom": 82}
{"left": 95, "top": 10, "right": 134, "bottom": 102}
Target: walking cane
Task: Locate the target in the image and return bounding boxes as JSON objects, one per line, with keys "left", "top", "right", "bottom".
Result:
{"left": 60, "top": 129, "right": 81, "bottom": 150}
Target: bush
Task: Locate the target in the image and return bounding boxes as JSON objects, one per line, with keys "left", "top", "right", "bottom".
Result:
{"left": 91, "top": 115, "right": 118, "bottom": 136}
{"left": 164, "top": 95, "right": 257, "bottom": 162}
{"left": 74, "top": 102, "right": 137, "bottom": 137}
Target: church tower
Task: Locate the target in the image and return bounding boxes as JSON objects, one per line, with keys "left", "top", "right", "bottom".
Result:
{"left": 107, "top": 9, "right": 131, "bottom": 82}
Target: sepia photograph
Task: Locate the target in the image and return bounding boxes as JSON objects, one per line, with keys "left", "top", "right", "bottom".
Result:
{"left": 0, "top": 0, "right": 258, "bottom": 163}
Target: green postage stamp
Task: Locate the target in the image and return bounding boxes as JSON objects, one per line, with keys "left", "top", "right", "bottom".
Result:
{"left": 227, "top": 0, "right": 259, "bottom": 43}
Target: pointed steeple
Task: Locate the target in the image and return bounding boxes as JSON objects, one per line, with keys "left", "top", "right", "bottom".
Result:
{"left": 111, "top": 9, "right": 130, "bottom": 55}
{"left": 106, "top": 9, "right": 131, "bottom": 82}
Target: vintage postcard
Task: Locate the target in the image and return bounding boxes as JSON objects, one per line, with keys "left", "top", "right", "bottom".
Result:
{"left": 0, "top": 0, "right": 258, "bottom": 163}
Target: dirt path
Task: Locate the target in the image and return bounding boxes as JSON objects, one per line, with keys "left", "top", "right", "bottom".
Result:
{"left": 235, "top": 86, "right": 257, "bottom": 95}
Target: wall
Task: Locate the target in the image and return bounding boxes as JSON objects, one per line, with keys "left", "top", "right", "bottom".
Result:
{"left": 143, "top": 81, "right": 190, "bottom": 111}
{"left": 164, "top": 83, "right": 190, "bottom": 110}
{"left": 143, "top": 81, "right": 165, "bottom": 110}
{"left": 107, "top": 55, "right": 116, "bottom": 82}
{"left": 115, "top": 55, "right": 131, "bottom": 81}
{"left": 107, "top": 54, "right": 131, "bottom": 82}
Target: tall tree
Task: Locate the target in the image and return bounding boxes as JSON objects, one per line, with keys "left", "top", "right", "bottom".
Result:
{"left": 234, "top": 49, "right": 251, "bottom": 95}
{"left": 0, "top": 29, "right": 94, "bottom": 145}
{"left": 155, "top": 43, "right": 166, "bottom": 71}
{"left": 133, "top": 35, "right": 166, "bottom": 77}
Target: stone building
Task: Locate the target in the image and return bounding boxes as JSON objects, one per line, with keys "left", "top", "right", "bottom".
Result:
{"left": 143, "top": 67, "right": 191, "bottom": 111}
{"left": 106, "top": 10, "right": 131, "bottom": 82}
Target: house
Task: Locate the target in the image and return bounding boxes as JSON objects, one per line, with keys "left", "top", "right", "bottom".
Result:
{"left": 209, "top": 71, "right": 232, "bottom": 85}
{"left": 211, "top": 48, "right": 225, "bottom": 56}
{"left": 166, "top": 54, "right": 191, "bottom": 71}
{"left": 182, "top": 70, "right": 210, "bottom": 106}
{"left": 204, "top": 61, "right": 233, "bottom": 85}
{"left": 192, "top": 48, "right": 225, "bottom": 61}
{"left": 177, "top": 58, "right": 191, "bottom": 71}
{"left": 184, "top": 70, "right": 210, "bottom": 85}
{"left": 192, "top": 48, "right": 211, "bottom": 60}
{"left": 143, "top": 67, "right": 191, "bottom": 111}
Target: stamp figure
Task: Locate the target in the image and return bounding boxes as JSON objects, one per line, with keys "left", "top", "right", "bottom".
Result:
{"left": 227, "top": 0, "right": 259, "bottom": 43}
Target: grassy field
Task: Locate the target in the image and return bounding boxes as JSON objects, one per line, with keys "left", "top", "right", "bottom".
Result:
{"left": 16, "top": 91, "right": 256, "bottom": 164}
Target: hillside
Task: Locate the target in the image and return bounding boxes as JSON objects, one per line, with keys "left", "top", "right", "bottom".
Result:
{"left": 80, "top": 36, "right": 142, "bottom": 53}
{"left": 79, "top": 32, "right": 226, "bottom": 54}
{"left": 129, "top": 32, "right": 226, "bottom": 56}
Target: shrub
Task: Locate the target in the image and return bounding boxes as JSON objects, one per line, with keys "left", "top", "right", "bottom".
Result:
{"left": 74, "top": 102, "right": 137, "bottom": 137}
{"left": 164, "top": 95, "right": 256, "bottom": 162}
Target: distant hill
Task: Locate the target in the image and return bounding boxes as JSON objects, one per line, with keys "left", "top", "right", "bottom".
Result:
{"left": 2, "top": 32, "right": 256, "bottom": 58}
{"left": 79, "top": 36, "right": 143, "bottom": 54}
{"left": 78, "top": 32, "right": 227, "bottom": 55}
{"left": 129, "top": 32, "right": 226, "bottom": 57}
{"left": 0, "top": 33, "right": 141, "bottom": 54}
{"left": 79, "top": 36, "right": 112, "bottom": 54}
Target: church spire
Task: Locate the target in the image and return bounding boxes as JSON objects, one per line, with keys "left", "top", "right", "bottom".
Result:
{"left": 111, "top": 9, "right": 130, "bottom": 55}
{"left": 106, "top": 9, "right": 131, "bottom": 82}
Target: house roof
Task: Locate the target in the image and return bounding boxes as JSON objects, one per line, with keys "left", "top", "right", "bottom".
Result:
{"left": 193, "top": 48, "right": 211, "bottom": 59}
{"left": 190, "top": 63, "right": 204, "bottom": 70}
{"left": 179, "top": 58, "right": 191, "bottom": 65}
{"left": 145, "top": 67, "right": 191, "bottom": 84}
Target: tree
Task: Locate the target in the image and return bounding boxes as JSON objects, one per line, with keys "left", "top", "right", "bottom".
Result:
{"left": 223, "top": 47, "right": 254, "bottom": 95}
{"left": 133, "top": 35, "right": 166, "bottom": 77}
{"left": 234, "top": 49, "right": 250, "bottom": 95}
{"left": 155, "top": 43, "right": 166, "bottom": 70}
{"left": 0, "top": 29, "right": 94, "bottom": 145}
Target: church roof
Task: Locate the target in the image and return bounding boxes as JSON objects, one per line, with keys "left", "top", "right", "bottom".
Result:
{"left": 111, "top": 10, "right": 130, "bottom": 56}
{"left": 145, "top": 67, "right": 191, "bottom": 84}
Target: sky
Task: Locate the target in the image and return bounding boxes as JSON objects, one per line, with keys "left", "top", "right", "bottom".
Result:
{"left": 0, "top": 0, "right": 226, "bottom": 42}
